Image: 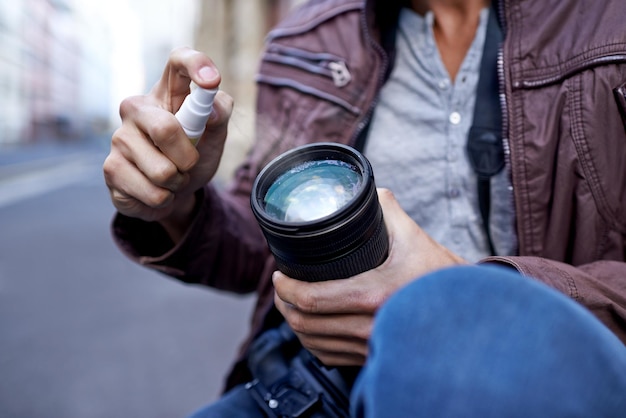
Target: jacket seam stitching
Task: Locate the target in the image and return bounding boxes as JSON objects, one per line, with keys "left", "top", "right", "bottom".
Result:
{"left": 266, "top": 2, "right": 363, "bottom": 41}
{"left": 518, "top": 43, "right": 626, "bottom": 75}
{"left": 514, "top": 49, "right": 626, "bottom": 87}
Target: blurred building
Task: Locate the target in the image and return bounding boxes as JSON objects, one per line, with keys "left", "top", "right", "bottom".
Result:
{"left": 195, "top": 0, "right": 304, "bottom": 182}
{"left": 0, "top": 0, "right": 114, "bottom": 147}
{"left": 195, "top": 0, "right": 302, "bottom": 106}
{"left": 0, "top": 1, "right": 28, "bottom": 146}
{"left": 0, "top": 0, "right": 304, "bottom": 169}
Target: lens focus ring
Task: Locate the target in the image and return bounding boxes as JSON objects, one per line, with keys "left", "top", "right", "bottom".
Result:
{"left": 274, "top": 218, "right": 388, "bottom": 282}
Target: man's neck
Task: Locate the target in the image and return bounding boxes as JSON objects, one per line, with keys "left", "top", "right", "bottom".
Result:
{"left": 410, "top": 0, "right": 489, "bottom": 81}
{"left": 410, "top": 0, "right": 489, "bottom": 16}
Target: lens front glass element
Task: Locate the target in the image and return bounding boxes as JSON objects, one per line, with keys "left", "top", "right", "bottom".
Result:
{"left": 264, "top": 159, "right": 362, "bottom": 222}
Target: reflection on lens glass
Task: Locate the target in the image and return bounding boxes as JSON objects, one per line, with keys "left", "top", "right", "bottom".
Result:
{"left": 264, "top": 159, "right": 362, "bottom": 222}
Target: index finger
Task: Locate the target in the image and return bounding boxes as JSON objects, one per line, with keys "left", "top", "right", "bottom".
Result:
{"left": 151, "top": 47, "right": 222, "bottom": 112}
{"left": 273, "top": 271, "right": 383, "bottom": 315}
{"left": 130, "top": 103, "right": 199, "bottom": 173}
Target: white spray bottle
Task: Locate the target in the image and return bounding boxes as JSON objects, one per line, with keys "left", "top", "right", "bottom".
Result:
{"left": 175, "top": 86, "right": 218, "bottom": 146}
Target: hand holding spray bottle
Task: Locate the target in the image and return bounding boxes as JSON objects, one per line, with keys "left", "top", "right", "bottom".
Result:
{"left": 175, "top": 86, "right": 218, "bottom": 146}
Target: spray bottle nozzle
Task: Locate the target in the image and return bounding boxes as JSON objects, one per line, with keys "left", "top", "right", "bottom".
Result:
{"left": 175, "top": 86, "right": 218, "bottom": 145}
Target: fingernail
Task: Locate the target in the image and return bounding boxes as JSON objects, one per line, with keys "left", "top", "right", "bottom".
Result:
{"left": 198, "top": 66, "right": 218, "bottom": 82}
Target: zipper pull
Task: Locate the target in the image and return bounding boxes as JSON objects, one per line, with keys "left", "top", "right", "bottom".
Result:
{"left": 329, "top": 61, "right": 351, "bottom": 87}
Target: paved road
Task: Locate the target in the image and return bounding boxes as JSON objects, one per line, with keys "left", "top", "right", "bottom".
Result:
{"left": 0, "top": 141, "right": 255, "bottom": 417}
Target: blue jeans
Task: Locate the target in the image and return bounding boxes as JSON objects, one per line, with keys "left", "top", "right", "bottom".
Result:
{"left": 351, "top": 265, "right": 626, "bottom": 417}
{"left": 189, "top": 265, "right": 626, "bottom": 417}
{"left": 187, "top": 384, "right": 262, "bottom": 418}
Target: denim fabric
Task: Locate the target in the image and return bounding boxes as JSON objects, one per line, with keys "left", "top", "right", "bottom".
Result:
{"left": 189, "top": 265, "right": 626, "bottom": 417}
{"left": 186, "top": 384, "right": 263, "bottom": 418}
{"left": 351, "top": 265, "right": 626, "bottom": 417}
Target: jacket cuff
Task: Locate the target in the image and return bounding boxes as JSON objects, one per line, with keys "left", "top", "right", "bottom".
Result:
{"left": 479, "top": 256, "right": 578, "bottom": 301}
{"left": 111, "top": 187, "right": 208, "bottom": 274}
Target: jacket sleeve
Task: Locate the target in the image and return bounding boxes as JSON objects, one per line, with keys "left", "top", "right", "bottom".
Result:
{"left": 111, "top": 182, "right": 271, "bottom": 294}
{"left": 482, "top": 256, "right": 626, "bottom": 345}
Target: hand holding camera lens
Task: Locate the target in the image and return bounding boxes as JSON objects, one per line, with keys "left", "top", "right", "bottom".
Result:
{"left": 273, "top": 188, "right": 468, "bottom": 366}
{"left": 251, "top": 143, "right": 389, "bottom": 282}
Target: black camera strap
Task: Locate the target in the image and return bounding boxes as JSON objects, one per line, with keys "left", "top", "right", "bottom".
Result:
{"left": 467, "top": 2, "right": 505, "bottom": 256}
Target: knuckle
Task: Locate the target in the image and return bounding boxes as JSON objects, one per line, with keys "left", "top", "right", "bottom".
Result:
{"left": 288, "top": 314, "right": 307, "bottom": 334}
{"left": 146, "top": 188, "right": 173, "bottom": 208}
{"left": 317, "top": 353, "right": 341, "bottom": 367}
{"left": 169, "top": 47, "right": 214, "bottom": 73}
{"left": 150, "top": 160, "right": 179, "bottom": 186}
{"left": 356, "top": 288, "right": 387, "bottom": 316}
{"left": 179, "top": 149, "right": 199, "bottom": 172}
{"left": 110, "top": 188, "right": 131, "bottom": 207}
{"left": 169, "top": 45, "right": 185, "bottom": 57}
{"left": 110, "top": 128, "right": 130, "bottom": 150}
{"left": 102, "top": 153, "right": 122, "bottom": 184}
{"left": 307, "top": 348, "right": 326, "bottom": 362}
{"left": 365, "top": 291, "right": 386, "bottom": 312}
{"left": 354, "top": 323, "right": 373, "bottom": 342}
{"left": 151, "top": 120, "right": 180, "bottom": 146}
{"left": 296, "top": 292, "right": 319, "bottom": 313}
{"left": 350, "top": 351, "right": 367, "bottom": 366}
{"left": 220, "top": 92, "right": 235, "bottom": 112}
{"left": 169, "top": 46, "right": 193, "bottom": 61}
{"left": 377, "top": 187, "right": 395, "bottom": 201}
{"left": 118, "top": 95, "right": 142, "bottom": 119}
{"left": 210, "top": 93, "right": 234, "bottom": 126}
{"left": 302, "top": 339, "right": 324, "bottom": 353}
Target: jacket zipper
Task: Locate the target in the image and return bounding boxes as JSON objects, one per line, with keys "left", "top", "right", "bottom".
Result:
{"left": 263, "top": 44, "right": 352, "bottom": 88}
{"left": 496, "top": 0, "right": 518, "bottom": 255}
{"left": 496, "top": 0, "right": 510, "bottom": 174}
{"left": 257, "top": 43, "right": 360, "bottom": 114}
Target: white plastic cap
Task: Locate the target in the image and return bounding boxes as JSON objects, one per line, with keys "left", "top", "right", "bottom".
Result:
{"left": 175, "top": 87, "right": 218, "bottom": 143}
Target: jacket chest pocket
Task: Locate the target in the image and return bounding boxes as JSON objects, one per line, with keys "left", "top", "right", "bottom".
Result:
{"left": 257, "top": 44, "right": 362, "bottom": 116}
{"left": 569, "top": 68, "right": 626, "bottom": 233}
{"left": 252, "top": 43, "right": 367, "bottom": 170}
{"left": 264, "top": 45, "right": 352, "bottom": 87}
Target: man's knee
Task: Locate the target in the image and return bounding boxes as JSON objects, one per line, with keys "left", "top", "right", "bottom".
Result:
{"left": 352, "top": 265, "right": 626, "bottom": 417}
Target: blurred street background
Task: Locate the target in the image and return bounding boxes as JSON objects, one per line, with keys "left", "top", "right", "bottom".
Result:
{"left": 0, "top": 0, "right": 303, "bottom": 416}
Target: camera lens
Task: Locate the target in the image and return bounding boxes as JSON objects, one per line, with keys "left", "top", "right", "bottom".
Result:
{"left": 251, "top": 142, "right": 388, "bottom": 282}
{"left": 263, "top": 159, "right": 361, "bottom": 222}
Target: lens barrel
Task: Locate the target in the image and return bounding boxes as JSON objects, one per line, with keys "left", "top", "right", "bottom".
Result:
{"left": 251, "top": 142, "right": 388, "bottom": 282}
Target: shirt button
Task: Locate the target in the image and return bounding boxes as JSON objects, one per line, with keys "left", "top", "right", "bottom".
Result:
{"left": 438, "top": 79, "right": 450, "bottom": 90}
{"left": 449, "top": 188, "right": 460, "bottom": 198}
{"left": 449, "top": 112, "right": 461, "bottom": 125}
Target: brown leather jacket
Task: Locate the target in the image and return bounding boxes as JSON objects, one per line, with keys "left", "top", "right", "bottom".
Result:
{"left": 113, "top": 0, "right": 626, "bottom": 388}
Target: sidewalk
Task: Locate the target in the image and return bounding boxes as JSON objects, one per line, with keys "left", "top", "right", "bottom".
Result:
{"left": 0, "top": 136, "right": 111, "bottom": 209}
{"left": 0, "top": 135, "right": 110, "bottom": 173}
{"left": 0, "top": 139, "right": 256, "bottom": 417}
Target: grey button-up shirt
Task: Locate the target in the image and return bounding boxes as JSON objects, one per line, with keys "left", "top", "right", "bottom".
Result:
{"left": 364, "top": 7, "right": 517, "bottom": 262}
